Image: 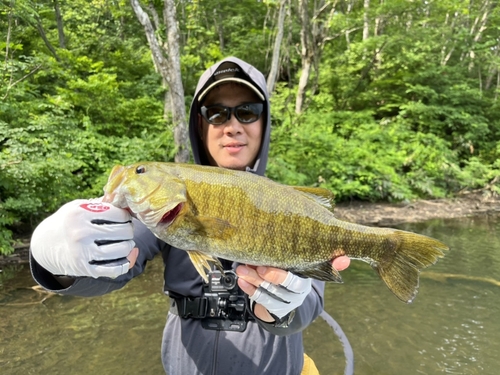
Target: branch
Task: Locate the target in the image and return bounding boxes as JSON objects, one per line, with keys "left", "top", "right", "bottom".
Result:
{"left": 147, "top": 1, "right": 162, "bottom": 34}
{"left": 2, "top": 65, "right": 42, "bottom": 101}
{"left": 5, "top": 0, "right": 13, "bottom": 67}
{"left": 340, "top": 39, "right": 389, "bottom": 110}
{"left": 312, "top": 0, "right": 337, "bottom": 22}
{"left": 34, "top": 15, "right": 60, "bottom": 61}
{"left": 0, "top": 160, "right": 23, "bottom": 169}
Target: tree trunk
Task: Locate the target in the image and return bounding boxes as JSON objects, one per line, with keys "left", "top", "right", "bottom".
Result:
{"left": 440, "top": 12, "right": 458, "bottom": 66}
{"left": 484, "top": 40, "right": 500, "bottom": 90}
{"left": 363, "top": 0, "right": 370, "bottom": 41}
{"left": 295, "top": 0, "right": 336, "bottom": 114}
{"left": 130, "top": 1, "right": 169, "bottom": 78}
{"left": 467, "top": 0, "right": 494, "bottom": 71}
{"left": 163, "top": 0, "right": 190, "bottom": 163}
{"left": 495, "top": 71, "right": 500, "bottom": 101}
{"left": 143, "top": 2, "right": 172, "bottom": 115}
{"left": 295, "top": 57, "right": 312, "bottom": 114}
{"left": 295, "top": 0, "right": 310, "bottom": 114}
{"left": 5, "top": 0, "right": 13, "bottom": 65}
{"left": 267, "top": 0, "right": 287, "bottom": 95}
{"left": 53, "top": 0, "right": 66, "bottom": 49}
{"left": 374, "top": 0, "right": 383, "bottom": 36}
{"left": 130, "top": 0, "right": 190, "bottom": 163}
{"left": 345, "top": 1, "right": 354, "bottom": 49}
{"left": 213, "top": 8, "right": 225, "bottom": 52}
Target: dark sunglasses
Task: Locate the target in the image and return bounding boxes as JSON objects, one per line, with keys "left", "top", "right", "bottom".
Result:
{"left": 200, "top": 103, "right": 264, "bottom": 125}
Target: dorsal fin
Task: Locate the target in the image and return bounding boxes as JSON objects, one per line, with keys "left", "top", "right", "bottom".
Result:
{"left": 292, "top": 186, "right": 335, "bottom": 212}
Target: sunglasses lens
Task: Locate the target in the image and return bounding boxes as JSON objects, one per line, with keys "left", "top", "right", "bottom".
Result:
{"left": 201, "top": 103, "right": 263, "bottom": 125}
{"left": 235, "top": 104, "right": 261, "bottom": 123}
{"left": 204, "top": 106, "right": 229, "bottom": 124}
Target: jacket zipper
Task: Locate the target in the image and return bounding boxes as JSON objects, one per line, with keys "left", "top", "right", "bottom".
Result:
{"left": 211, "top": 330, "right": 220, "bottom": 375}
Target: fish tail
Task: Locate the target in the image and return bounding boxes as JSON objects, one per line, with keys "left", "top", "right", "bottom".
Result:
{"left": 373, "top": 231, "right": 448, "bottom": 303}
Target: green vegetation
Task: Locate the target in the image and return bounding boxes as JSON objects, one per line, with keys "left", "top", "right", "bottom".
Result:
{"left": 2, "top": 0, "right": 500, "bottom": 254}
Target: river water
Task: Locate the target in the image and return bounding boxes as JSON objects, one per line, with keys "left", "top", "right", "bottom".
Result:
{"left": 1, "top": 215, "right": 499, "bottom": 374}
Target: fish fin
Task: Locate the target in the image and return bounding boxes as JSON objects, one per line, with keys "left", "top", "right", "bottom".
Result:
{"left": 192, "top": 216, "right": 236, "bottom": 240}
{"left": 292, "top": 187, "right": 335, "bottom": 212}
{"left": 291, "top": 262, "right": 343, "bottom": 283}
{"left": 187, "top": 250, "right": 224, "bottom": 283}
{"left": 373, "top": 231, "right": 449, "bottom": 304}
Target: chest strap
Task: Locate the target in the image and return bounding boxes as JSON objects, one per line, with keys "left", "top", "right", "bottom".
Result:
{"left": 170, "top": 297, "right": 208, "bottom": 319}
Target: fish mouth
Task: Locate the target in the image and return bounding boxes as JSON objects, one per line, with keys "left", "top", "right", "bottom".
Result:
{"left": 159, "top": 203, "right": 183, "bottom": 226}
{"left": 131, "top": 183, "right": 179, "bottom": 227}
{"left": 102, "top": 163, "right": 185, "bottom": 229}
{"left": 134, "top": 202, "right": 182, "bottom": 229}
{"left": 131, "top": 195, "right": 179, "bottom": 228}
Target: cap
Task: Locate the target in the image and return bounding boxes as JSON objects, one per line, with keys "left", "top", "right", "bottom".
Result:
{"left": 198, "top": 61, "right": 265, "bottom": 103}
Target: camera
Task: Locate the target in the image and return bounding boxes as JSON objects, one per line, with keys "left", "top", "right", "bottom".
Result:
{"left": 201, "top": 269, "right": 252, "bottom": 332}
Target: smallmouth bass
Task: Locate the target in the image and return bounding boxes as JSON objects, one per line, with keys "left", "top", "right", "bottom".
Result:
{"left": 102, "top": 162, "right": 449, "bottom": 303}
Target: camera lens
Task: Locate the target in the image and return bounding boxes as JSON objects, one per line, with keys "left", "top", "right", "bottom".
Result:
{"left": 220, "top": 272, "right": 237, "bottom": 290}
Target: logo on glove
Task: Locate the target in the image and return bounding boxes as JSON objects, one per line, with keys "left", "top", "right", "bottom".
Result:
{"left": 80, "top": 203, "right": 111, "bottom": 213}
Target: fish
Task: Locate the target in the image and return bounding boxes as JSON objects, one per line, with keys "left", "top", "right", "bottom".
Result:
{"left": 102, "top": 162, "right": 449, "bottom": 303}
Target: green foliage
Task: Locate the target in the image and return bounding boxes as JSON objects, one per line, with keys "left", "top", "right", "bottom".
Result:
{"left": 178, "top": 0, "right": 270, "bottom": 95}
{"left": 268, "top": 110, "right": 457, "bottom": 202}
{"left": 2, "top": 0, "right": 500, "bottom": 255}
{"left": 0, "top": 0, "right": 171, "bottom": 254}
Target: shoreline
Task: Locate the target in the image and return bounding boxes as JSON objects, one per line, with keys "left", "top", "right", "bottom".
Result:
{"left": 334, "top": 190, "right": 500, "bottom": 226}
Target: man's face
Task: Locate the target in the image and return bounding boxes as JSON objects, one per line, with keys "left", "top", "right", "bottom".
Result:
{"left": 200, "top": 83, "right": 264, "bottom": 171}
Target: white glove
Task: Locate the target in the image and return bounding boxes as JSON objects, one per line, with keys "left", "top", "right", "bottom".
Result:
{"left": 30, "top": 199, "right": 135, "bottom": 279}
{"left": 250, "top": 272, "right": 312, "bottom": 319}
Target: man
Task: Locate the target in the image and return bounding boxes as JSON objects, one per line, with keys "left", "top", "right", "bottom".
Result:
{"left": 30, "top": 57, "right": 349, "bottom": 374}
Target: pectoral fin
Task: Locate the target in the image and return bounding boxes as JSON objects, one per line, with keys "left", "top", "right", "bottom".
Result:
{"left": 187, "top": 250, "right": 225, "bottom": 282}
{"left": 193, "top": 216, "right": 235, "bottom": 240}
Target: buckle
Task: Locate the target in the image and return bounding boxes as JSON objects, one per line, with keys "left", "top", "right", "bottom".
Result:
{"left": 175, "top": 297, "right": 208, "bottom": 318}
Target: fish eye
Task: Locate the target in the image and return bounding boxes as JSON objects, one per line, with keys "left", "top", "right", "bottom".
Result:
{"left": 135, "top": 165, "right": 146, "bottom": 174}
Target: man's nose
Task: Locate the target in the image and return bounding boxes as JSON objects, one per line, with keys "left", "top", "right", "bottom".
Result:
{"left": 223, "top": 115, "right": 244, "bottom": 133}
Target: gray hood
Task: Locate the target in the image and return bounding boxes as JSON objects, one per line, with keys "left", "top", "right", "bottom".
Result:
{"left": 188, "top": 57, "right": 271, "bottom": 176}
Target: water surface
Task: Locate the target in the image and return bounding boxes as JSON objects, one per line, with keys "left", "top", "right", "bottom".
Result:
{"left": 1, "top": 216, "right": 499, "bottom": 374}
{"left": 306, "top": 215, "right": 500, "bottom": 374}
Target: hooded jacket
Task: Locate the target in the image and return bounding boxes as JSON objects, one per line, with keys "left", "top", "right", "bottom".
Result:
{"left": 30, "top": 57, "right": 325, "bottom": 375}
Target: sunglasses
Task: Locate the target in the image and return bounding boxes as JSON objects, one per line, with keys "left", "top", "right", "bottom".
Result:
{"left": 200, "top": 103, "right": 264, "bottom": 125}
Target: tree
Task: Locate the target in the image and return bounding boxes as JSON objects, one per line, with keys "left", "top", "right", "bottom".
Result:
{"left": 267, "top": 0, "right": 288, "bottom": 95}
{"left": 130, "top": 0, "right": 189, "bottom": 163}
{"left": 3, "top": 0, "right": 500, "bottom": 256}
{"left": 295, "top": 0, "right": 339, "bottom": 114}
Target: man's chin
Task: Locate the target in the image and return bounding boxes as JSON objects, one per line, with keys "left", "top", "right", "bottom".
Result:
{"left": 216, "top": 159, "right": 251, "bottom": 171}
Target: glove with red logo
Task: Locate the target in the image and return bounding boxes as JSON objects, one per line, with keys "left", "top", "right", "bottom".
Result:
{"left": 30, "top": 198, "right": 135, "bottom": 279}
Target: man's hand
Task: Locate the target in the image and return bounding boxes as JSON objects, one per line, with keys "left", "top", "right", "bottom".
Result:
{"left": 236, "top": 256, "right": 350, "bottom": 322}
{"left": 236, "top": 265, "right": 308, "bottom": 322}
{"left": 31, "top": 199, "right": 138, "bottom": 280}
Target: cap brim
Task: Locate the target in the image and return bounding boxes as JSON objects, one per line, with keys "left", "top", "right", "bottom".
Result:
{"left": 198, "top": 78, "right": 265, "bottom": 102}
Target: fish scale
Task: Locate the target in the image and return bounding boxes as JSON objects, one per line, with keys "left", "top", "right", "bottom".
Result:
{"left": 103, "top": 161, "right": 449, "bottom": 303}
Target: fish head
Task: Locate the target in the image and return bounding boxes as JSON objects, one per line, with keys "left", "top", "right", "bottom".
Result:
{"left": 102, "top": 162, "right": 186, "bottom": 228}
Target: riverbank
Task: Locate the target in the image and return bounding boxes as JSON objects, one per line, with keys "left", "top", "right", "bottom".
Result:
{"left": 2, "top": 190, "right": 500, "bottom": 267}
{"left": 334, "top": 190, "right": 500, "bottom": 226}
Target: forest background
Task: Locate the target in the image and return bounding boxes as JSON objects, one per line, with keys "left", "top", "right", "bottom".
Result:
{"left": 1, "top": 0, "right": 500, "bottom": 255}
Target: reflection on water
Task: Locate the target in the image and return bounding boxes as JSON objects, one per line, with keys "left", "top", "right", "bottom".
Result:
{"left": 1, "top": 216, "right": 500, "bottom": 374}
{"left": 305, "top": 215, "right": 500, "bottom": 375}
{"left": 0, "top": 257, "right": 167, "bottom": 375}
